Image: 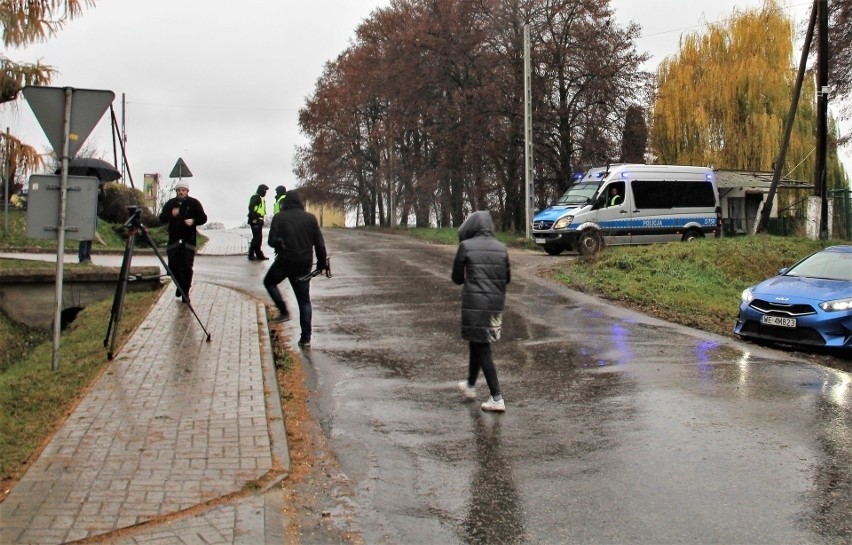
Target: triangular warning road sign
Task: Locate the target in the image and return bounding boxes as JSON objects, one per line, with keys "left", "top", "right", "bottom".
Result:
{"left": 170, "top": 157, "right": 193, "bottom": 178}
{"left": 22, "top": 86, "right": 115, "bottom": 159}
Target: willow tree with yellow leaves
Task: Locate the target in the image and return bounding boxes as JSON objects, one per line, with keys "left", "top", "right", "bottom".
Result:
{"left": 651, "top": 1, "right": 826, "bottom": 184}
{"left": 1, "top": 0, "right": 92, "bottom": 199}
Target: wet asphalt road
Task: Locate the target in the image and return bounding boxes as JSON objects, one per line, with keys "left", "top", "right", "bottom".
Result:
{"left": 199, "top": 229, "right": 851, "bottom": 545}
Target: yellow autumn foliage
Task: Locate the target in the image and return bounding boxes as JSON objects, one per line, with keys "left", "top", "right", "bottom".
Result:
{"left": 651, "top": 1, "right": 816, "bottom": 183}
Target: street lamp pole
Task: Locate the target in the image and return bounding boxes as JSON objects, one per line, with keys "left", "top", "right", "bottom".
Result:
{"left": 524, "top": 24, "right": 534, "bottom": 238}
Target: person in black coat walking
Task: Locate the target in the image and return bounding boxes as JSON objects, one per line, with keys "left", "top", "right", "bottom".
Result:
{"left": 158, "top": 180, "right": 207, "bottom": 303}
{"left": 263, "top": 189, "right": 327, "bottom": 347}
{"left": 452, "top": 210, "right": 510, "bottom": 412}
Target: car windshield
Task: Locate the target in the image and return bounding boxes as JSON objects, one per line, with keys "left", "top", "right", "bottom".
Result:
{"left": 785, "top": 251, "right": 852, "bottom": 281}
{"left": 554, "top": 182, "right": 602, "bottom": 206}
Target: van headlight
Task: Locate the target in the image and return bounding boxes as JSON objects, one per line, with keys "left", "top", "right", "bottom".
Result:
{"left": 820, "top": 297, "right": 852, "bottom": 312}
{"left": 553, "top": 216, "right": 573, "bottom": 230}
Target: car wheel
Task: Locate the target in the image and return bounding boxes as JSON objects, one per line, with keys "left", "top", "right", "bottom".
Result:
{"left": 682, "top": 229, "right": 705, "bottom": 242}
{"left": 577, "top": 230, "right": 602, "bottom": 256}
{"left": 544, "top": 246, "right": 564, "bottom": 256}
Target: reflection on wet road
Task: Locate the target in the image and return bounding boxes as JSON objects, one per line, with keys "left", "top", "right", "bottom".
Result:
{"left": 211, "top": 229, "right": 852, "bottom": 544}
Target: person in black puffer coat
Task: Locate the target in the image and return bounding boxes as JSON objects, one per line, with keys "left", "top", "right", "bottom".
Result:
{"left": 452, "top": 210, "right": 510, "bottom": 412}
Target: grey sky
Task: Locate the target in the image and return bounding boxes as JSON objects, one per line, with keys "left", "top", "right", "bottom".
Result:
{"left": 2, "top": 0, "right": 836, "bottom": 228}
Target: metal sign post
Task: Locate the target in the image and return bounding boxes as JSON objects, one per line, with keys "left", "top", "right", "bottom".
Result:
{"left": 52, "top": 88, "right": 73, "bottom": 371}
{"left": 22, "top": 86, "right": 115, "bottom": 370}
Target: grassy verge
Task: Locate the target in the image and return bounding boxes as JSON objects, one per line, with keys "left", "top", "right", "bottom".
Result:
{"left": 0, "top": 209, "right": 201, "bottom": 252}
{"left": 382, "top": 226, "right": 845, "bottom": 340}
{"left": 0, "top": 209, "right": 121, "bottom": 250}
{"left": 547, "top": 236, "right": 837, "bottom": 338}
{"left": 0, "top": 288, "right": 162, "bottom": 497}
{"left": 0, "top": 207, "right": 208, "bottom": 496}
{"left": 0, "top": 259, "right": 58, "bottom": 272}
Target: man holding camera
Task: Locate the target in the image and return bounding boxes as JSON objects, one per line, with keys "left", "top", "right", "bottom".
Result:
{"left": 159, "top": 180, "right": 207, "bottom": 303}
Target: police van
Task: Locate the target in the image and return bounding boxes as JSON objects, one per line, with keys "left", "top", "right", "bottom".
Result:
{"left": 531, "top": 164, "right": 721, "bottom": 256}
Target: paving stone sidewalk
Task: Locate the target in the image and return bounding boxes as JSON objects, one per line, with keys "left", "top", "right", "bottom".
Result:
{"left": 0, "top": 282, "right": 289, "bottom": 544}
{"left": 197, "top": 227, "right": 274, "bottom": 258}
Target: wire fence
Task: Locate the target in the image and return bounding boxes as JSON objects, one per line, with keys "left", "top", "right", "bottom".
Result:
{"left": 768, "top": 191, "right": 851, "bottom": 240}
{"left": 720, "top": 190, "right": 851, "bottom": 240}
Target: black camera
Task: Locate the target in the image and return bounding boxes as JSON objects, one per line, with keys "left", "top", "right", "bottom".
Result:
{"left": 124, "top": 205, "right": 144, "bottom": 227}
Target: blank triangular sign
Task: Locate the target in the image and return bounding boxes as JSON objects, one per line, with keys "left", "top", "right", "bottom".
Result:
{"left": 22, "top": 86, "right": 115, "bottom": 159}
{"left": 170, "top": 157, "right": 193, "bottom": 178}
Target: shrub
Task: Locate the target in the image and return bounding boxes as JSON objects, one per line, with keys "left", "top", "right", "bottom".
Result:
{"left": 100, "top": 182, "right": 159, "bottom": 226}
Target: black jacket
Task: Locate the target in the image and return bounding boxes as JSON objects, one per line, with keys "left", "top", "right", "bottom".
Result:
{"left": 267, "top": 190, "right": 327, "bottom": 272}
{"left": 451, "top": 211, "right": 510, "bottom": 343}
{"left": 158, "top": 196, "right": 207, "bottom": 248}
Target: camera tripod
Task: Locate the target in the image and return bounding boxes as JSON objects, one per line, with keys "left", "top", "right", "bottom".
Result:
{"left": 104, "top": 207, "right": 211, "bottom": 360}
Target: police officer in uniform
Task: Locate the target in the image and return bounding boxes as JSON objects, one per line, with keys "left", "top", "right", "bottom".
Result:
{"left": 273, "top": 185, "right": 287, "bottom": 214}
{"left": 247, "top": 184, "right": 269, "bottom": 261}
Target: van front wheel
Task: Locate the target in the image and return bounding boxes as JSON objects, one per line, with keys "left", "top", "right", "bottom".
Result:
{"left": 682, "top": 229, "right": 705, "bottom": 242}
{"left": 577, "top": 230, "right": 602, "bottom": 256}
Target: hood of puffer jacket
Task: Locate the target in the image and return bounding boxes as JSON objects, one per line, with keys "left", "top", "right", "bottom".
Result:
{"left": 257, "top": 184, "right": 269, "bottom": 196}
{"left": 275, "top": 185, "right": 287, "bottom": 197}
{"left": 457, "top": 210, "right": 495, "bottom": 242}
{"left": 282, "top": 189, "right": 305, "bottom": 210}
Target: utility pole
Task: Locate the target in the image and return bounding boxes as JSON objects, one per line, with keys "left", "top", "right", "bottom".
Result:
{"left": 388, "top": 122, "right": 396, "bottom": 227}
{"left": 524, "top": 24, "right": 534, "bottom": 238}
{"left": 4, "top": 127, "right": 9, "bottom": 236}
{"left": 756, "top": 2, "right": 817, "bottom": 234}
{"left": 816, "top": 0, "right": 829, "bottom": 239}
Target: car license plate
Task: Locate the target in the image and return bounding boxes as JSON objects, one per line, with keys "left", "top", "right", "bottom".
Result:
{"left": 761, "top": 315, "right": 796, "bottom": 328}
{"left": 534, "top": 238, "right": 546, "bottom": 244}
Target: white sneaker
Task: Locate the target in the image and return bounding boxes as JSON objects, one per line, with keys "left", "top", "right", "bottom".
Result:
{"left": 457, "top": 381, "right": 476, "bottom": 400}
{"left": 481, "top": 396, "right": 505, "bottom": 412}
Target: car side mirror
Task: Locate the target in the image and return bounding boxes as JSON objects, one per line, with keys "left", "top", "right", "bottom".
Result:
{"left": 779, "top": 267, "right": 789, "bottom": 275}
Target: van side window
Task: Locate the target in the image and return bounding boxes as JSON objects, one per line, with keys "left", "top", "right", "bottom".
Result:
{"left": 632, "top": 180, "right": 672, "bottom": 208}
{"left": 632, "top": 180, "right": 716, "bottom": 209}
{"left": 674, "top": 182, "right": 716, "bottom": 207}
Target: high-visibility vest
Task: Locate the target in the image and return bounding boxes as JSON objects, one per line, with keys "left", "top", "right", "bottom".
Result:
{"left": 273, "top": 194, "right": 286, "bottom": 214}
{"left": 252, "top": 197, "right": 266, "bottom": 217}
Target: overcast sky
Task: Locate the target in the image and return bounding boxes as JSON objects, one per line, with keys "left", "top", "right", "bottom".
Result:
{"left": 2, "top": 0, "right": 835, "bottom": 227}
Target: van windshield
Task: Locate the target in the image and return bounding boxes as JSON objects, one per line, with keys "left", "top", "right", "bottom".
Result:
{"left": 555, "top": 182, "right": 602, "bottom": 206}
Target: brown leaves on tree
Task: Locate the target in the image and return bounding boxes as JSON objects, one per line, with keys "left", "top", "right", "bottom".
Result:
{"left": 296, "top": 0, "right": 648, "bottom": 231}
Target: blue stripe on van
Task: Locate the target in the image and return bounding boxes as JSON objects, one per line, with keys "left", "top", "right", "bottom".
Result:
{"left": 571, "top": 216, "right": 717, "bottom": 231}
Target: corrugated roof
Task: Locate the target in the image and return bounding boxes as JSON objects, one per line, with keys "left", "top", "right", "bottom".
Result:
{"left": 714, "top": 169, "right": 813, "bottom": 190}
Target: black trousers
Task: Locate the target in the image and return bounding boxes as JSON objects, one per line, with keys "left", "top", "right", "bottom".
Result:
{"left": 249, "top": 223, "right": 264, "bottom": 258}
{"left": 264, "top": 259, "right": 313, "bottom": 342}
{"left": 166, "top": 243, "right": 196, "bottom": 296}
{"left": 468, "top": 342, "right": 501, "bottom": 398}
